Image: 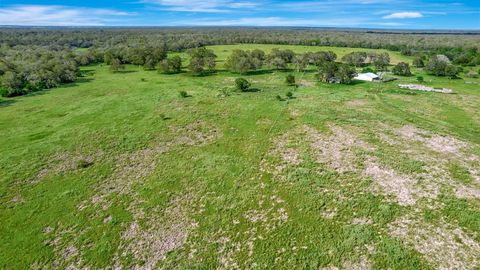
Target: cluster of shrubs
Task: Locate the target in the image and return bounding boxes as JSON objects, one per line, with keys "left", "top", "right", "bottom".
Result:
{"left": 424, "top": 55, "right": 460, "bottom": 78}
{"left": 392, "top": 62, "right": 412, "bottom": 76}
{"left": 222, "top": 48, "right": 469, "bottom": 84}
{"left": 224, "top": 49, "right": 265, "bottom": 74}
{"left": 158, "top": 56, "right": 182, "bottom": 74}
{"left": 341, "top": 52, "right": 390, "bottom": 71}
{"left": 186, "top": 47, "right": 217, "bottom": 75}
{"left": 224, "top": 49, "right": 356, "bottom": 84}
{"left": 104, "top": 45, "right": 168, "bottom": 72}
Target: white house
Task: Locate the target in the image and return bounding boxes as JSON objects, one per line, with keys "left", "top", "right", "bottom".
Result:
{"left": 354, "top": 72, "right": 379, "bottom": 82}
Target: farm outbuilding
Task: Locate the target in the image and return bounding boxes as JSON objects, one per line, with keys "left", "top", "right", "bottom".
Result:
{"left": 354, "top": 73, "right": 379, "bottom": 82}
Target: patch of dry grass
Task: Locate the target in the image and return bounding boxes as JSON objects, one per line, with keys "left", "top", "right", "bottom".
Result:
{"left": 33, "top": 151, "right": 102, "bottom": 183}
{"left": 389, "top": 214, "right": 480, "bottom": 270}
{"left": 117, "top": 193, "right": 199, "bottom": 269}
{"left": 363, "top": 158, "right": 438, "bottom": 206}
{"left": 303, "top": 125, "right": 372, "bottom": 173}
{"left": 379, "top": 124, "right": 480, "bottom": 201}
{"left": 78, "top": 120, "right": 221, "bottom": 210}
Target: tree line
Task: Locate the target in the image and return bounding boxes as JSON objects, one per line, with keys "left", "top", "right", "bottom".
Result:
{"left": 0, "top": 46, "right": 79, "bottom": 97}
{"left": 2, "top": 27, "right": 479, "bottom": 52}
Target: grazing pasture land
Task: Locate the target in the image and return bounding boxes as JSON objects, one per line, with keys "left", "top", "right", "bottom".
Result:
{"left": 1, "top": 44, "right": 480, "bottom": 269}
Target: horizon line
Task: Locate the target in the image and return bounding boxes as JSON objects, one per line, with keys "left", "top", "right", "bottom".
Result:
{"left": 1, "top": 25, "right": 480, "bottom": 33}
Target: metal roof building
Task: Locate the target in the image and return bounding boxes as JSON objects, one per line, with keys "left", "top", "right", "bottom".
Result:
{"left": 354, "top": 73, "right": 379, "bottom": 82}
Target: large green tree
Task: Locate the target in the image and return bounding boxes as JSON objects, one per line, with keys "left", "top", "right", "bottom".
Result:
{"left": 158, "top": 56, "right": 182, "bottom": 74}
{"left": 187, "top": 47, "right": 217, "bottom": 75}
{"left": 342, "top": 52, "right": 368, "bottom": 67}
{"left": 225, "top": 50, "right": 254, "bottom": 74}
{"left": 392, "top": 62, "right": 412, "bottom": 76}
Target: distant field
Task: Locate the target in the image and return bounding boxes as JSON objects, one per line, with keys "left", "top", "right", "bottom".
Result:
{"left": 1, "top": 45, "right": 479, "bottom": 269}
{"left": 206, "top": 44, "right": 412, "bottom": 66}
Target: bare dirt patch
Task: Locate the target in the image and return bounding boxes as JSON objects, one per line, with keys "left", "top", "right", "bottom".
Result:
{"left": 80, "top": 147, "right": 167, "bottom": 210}
{"left": 79, "top": 120, "right": 221, "bottom": 210}
{"left": 10, "top": 195, "right": 24, "bottom": 205}
{"left": 363, "top": 158, "right": 438, "bottom": 206}
{"left": 288, "top": 108, "right": 302, "bottom": 118}
{"left": 45, "top": 226, "right": 83, "bottom": 269}
{"left": 33, "top": 151, "right": 102, "bottom": 183}
{"left": 256, "top": 118, "right": 272, "bottom": 126}
{"left": 321, "top": 208, "right": 337, "bottom": 219}
{"left": 351, "top": 217, "right": 372, "bottom": 225}
{"left": 117, "top": 193, "right": 198, "bottom": 269}
{"left": 170, "top": 120, "right": 221, "bottom": 146}
{"left": 389, "top": 215, "right": 480, "bottom": 270}
{"left": 379, "top": 124, "right": 480, "bottom": 201}
{"left": 343, "top": 256, "right": 372, "bottom": 270}
{"left": 303, "top": 125, "right": 372, "bottom": 173}
{"left": 319, "top": 256, "right": 372, "bottom": 270}
{"left": 299, "top": 79, "right": 315, "bottom": 87}
{"left": 260, "top": 129, "right": 303, "bottom": 179}
{"left": 454, "top": 185, "right": 480, "bottom": 200}
{"left": 345, "top": 99, "right": 368, "bottom": 107}
{"left": 214, "top": 189, "right": 289, "bottom": 269}
{"left": 262, "top": 124, "right": 374, "bottom": 179}
{"left": 279, "top": 147, "right": 301, "bottom": 166}
{"left": 425, "top": 135, "right": 468, "bottom": 155}
{"left": 395, "top": 125, "right": 427, "bottom": 142}
{"left": 394, "top": 125, "right": 468, "bottom": 156}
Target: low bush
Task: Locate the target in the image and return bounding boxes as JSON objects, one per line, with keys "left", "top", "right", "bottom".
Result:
{"left": 179, "top": 90, "right": 189, "bottom": 98}
{"left": 235, "top": 78, "right": 251, "bottom": 92}
{"left": 285, "top": 74, "right": 296, "bottom": 86}
{"left": 361, "top": 67, "right": 374, "bottom": 73}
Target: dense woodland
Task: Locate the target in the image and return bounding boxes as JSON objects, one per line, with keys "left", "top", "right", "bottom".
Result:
{"left": 1, "top": 27, "right": 480, "bottom": 97}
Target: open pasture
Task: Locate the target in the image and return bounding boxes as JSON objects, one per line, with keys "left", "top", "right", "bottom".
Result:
{"left": 1, "top": 44, "right": 479, "bottom": 269}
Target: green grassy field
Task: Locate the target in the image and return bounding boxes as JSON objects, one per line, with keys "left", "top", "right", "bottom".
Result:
{"left": 1, "top": 45, "right": 479, "bottom": 269}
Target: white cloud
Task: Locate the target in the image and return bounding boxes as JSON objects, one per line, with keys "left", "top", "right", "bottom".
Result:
{"left": 143, "top": 0, "right": 259, "bottom": 13}
{"left": 383, "top": 12, "right": 423, "bottom": 19}
{"left": 0, "top": 5, "right": 134, "bottom": 26}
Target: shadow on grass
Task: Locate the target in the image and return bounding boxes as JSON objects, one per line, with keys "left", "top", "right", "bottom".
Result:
{"left": 188, "top": 70, "right": 218, "bottom": 77}
{"left": 113, "top": 70, "right": 138, "bottom": 74}
{"left": 159, "top": 70, "right": 188, "bottom": 75}
{"left": 246, "top": 69, "right": 274, "bottom": 75}
{"left": 61, "top": 78, "right": 94, "bottom": 88}
{"left": 271, "top": 68, "right": 295, "bottom": 73}
{"left": 0, "top": 99, "right": 16, "bottom": 108}
{"left": 302, "top": 69, "right": 318, "bottom": 74}
{"left": 242, "top": 88, "right": 261, "bottom": 92}
{"left": 22, "top": 77, "right": 94, "bottom": 97}
{"left": 79, "top": 69, "right": 96, "bottom": 77}
{"left": 350, "top": 80, "right": 367, "bottom": 85}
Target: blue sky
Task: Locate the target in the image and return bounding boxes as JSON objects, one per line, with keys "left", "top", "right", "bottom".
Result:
{"left": 0, "top": 0, "right": 478, "bottom": 29}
